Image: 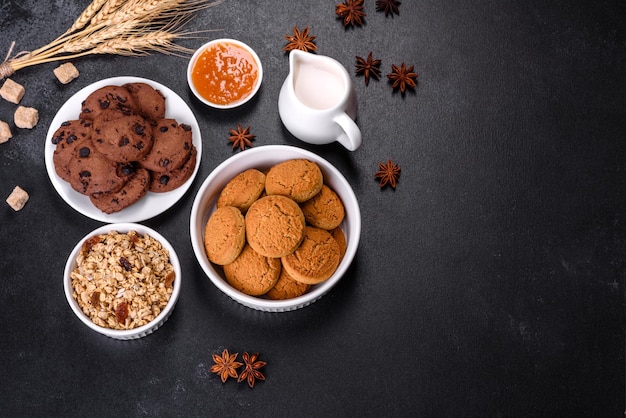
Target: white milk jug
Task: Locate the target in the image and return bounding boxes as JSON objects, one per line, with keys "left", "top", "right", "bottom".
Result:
{"left": 278, "top": 50, "right": 362, "bottom": 151}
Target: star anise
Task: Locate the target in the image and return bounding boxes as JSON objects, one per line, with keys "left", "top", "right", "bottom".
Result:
{"left": 355, "top": 52, "right": 382, "bottom": 86}
{"left": 374, "top": 159, "right": 401, "bottom": 189}
{"left": 228, "top": 124, "right": 255, "bottom": 151}
{"left": 376, "top": 0, "right": 401, "bottom": 17}
{"left": 237, "top": 352, "right": 267, "bottom": 388}
{"left": 210, "top": 349, "right": 243, "bottom": 383}
{"left": 283, "top": 26, "right": 317, "bottom": 53}
{"left": 336, "top": 0, "right": 366, "bottom": 27}
{"left": 387, "top": 63, "right": 418, "bottom": 94}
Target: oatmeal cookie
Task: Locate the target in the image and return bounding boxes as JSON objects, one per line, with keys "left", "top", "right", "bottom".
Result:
{"left": 204, "top": 206, "right": 246, "bottom": 265}
{"left": 223, "top": 244, "right": 281, "bottom": 296}
{"left": 300, "top": 184, "right": 345, "bottom": 230}
{"left": 266, "top": 268, "right": 310, "bottom": 300}
{"left": 245, "top": 195, "right": 306, "bottom": 258}
{"left": 265, "top": 159, "right": 323, "bottom": 202}
{"left": 216, "top": 168, "right": 266, "bottom": 213}
{"left": 281, "top": 226, "right": 341, "bottom": 285}
{"left": 330, "top": 226, "right": 347, "bottom": 260}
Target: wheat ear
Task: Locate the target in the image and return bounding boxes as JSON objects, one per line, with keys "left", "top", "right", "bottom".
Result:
{"left": 2, "top": 0, "right": 224, "bottom": 78}
{"left": 68, "top": 0, "right": 110, "bottom": 33}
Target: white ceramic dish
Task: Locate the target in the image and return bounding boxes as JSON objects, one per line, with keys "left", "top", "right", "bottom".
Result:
{"left": 44, "top": 76, "right": 202, "bottom": 223}
{"left": 64, "top": 223, "right": 181, "bottom": 340}
{"left": 187, "top": 38, "right": 263, "bottom": 109}
{"left": 190, "top": 145, "right": 361, "bottom": 312}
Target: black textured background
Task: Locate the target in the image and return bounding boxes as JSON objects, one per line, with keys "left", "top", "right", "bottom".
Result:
{"left": 0, "top": 1, "right": 624, "bottom": 416}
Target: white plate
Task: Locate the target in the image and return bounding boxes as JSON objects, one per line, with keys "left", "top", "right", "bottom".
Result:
{"left": 44, "top": 76, "right": 202, "bottom": 223}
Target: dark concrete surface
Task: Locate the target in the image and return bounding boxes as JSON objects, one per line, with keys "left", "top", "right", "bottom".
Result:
{"left": 0, "top": 1, "right": 624, "bottom": 416}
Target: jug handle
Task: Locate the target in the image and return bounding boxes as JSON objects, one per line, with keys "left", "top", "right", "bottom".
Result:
{"left": 334, "top": 113, "right": 362, "bottom": 151}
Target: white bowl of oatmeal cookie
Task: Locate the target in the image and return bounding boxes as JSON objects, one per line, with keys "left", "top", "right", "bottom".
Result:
{"left": 190, "top": 145, "right": 361, "bottom": 312}
{"left": 64, "top": 223, "right": 181, "bottom": 339}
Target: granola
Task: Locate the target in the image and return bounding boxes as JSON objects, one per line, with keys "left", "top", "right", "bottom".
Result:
{"left": 70, "top": 230, "right": 175, "bottom": 330}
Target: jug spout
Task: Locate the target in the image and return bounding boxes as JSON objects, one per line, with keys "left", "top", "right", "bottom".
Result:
{"left": 288, "top": 49, "right": 313, "bottom": 91}
{"left": 288, "top": 48, "right": 305, "bottom": 70}
{"left": 288, "top": 49, "right": 314, "bottom": 77}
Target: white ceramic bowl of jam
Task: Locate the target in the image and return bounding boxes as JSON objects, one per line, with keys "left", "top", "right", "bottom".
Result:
{"left": 187, "top": 38, "right": 263, "bottom": 109}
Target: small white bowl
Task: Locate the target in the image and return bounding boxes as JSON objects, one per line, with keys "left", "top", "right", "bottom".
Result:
{"left": 187, "top": 38, "right": 263, "bottom": 109}
{"left": 64, "top": 223, "right": 181, "bottom": 339}
{"left": 190, "top": 145, "right": 361, "bottom": 312}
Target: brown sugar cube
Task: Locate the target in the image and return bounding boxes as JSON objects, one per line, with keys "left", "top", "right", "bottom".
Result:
{"left": 53, "top": 63, "right": 79, "bottom": 84}
{"left": 0, "top": 120, "right": 12, "bottom": 143}
{"left": 6, "top": 186, "right": 29, "bottom": 211}
{"left": 14, "top": 106, "right": 39, "bottom": 129}
{"left": 0, "top": 78, "right": 25, "bottom": 104}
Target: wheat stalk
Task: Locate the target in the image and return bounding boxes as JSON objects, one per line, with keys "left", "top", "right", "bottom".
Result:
{"left": 69, "top": 0, "right": 111, "bottom": 33}
{"left": 61, "top": 20, "right": 139, "bottom": 54}
{"left": 30, "top": 0, "right": 136, "bottom": 58}
{"left": 96, "top": 32, "right": 190, "bottom": 56}
{"left": 91, "top": 0, "right": 127, "bottom": 26}
{"left": 0, "top": 0, "right": 223, "bottom": 79}
{"left": 102, "top": 0, "right": 174, "bottom": 26}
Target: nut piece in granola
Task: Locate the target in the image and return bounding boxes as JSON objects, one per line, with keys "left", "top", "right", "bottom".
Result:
{"left": 0, "top": 120, "right": 12, "bottom": 144}
{"left": 6, "top": 186, "right": 29, "bottom": 211}
{"left": 0, "top": 78, "right": 25, "bottom": 104}
{"left": 54, "top": 63, "right": 80, "bottom": 85}
{"left": 70, "top": 230, "right": 176, "bottom": 330}
{"left": 14, "top": 106, "right": 39, "bottom": 129}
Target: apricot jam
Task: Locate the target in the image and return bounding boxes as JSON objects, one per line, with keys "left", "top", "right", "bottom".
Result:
{"left": 191, "top": 41, "right": 259, "bottom": 106}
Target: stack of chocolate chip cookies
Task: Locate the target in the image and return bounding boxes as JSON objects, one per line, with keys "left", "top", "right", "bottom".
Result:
{"left": 204, "top": 159, "right": 347, "bottom": 300}
{"left": 51, "top": 83, "right": 196, "bottom": 214}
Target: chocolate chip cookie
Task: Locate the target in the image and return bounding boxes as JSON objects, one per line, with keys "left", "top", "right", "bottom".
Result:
{"left": 89, "top": 167, "right": 150, "bottom": 214}
{"left": 140, "top": 118, "right": 192, "bottom": 173}
{"left": 51, "top": 119, "right": 93, "bottom": 182}
{"left": 91, "top": 109, "right": 154, "bottom": 163}
{"left": 123, "top": 82, "right": 166, "bottom": 122}
{"left": 149, "top": 146, "right": 197, "bottom": 193}
{"left": 79, "top": 85, "right": 139, "bottom": 120}
{"left": 67, "top": 144, "right": 129, "bottom": 196}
